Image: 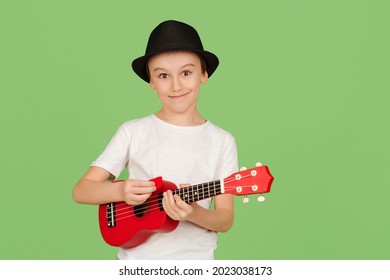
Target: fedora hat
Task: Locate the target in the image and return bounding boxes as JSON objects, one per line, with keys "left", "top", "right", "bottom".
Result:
{"left": 132, "top": 20, "right": 219, "bottom": 83}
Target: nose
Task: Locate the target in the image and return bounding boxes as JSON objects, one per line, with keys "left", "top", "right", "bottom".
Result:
{"left": 171, "top": 76, "right": 182, "bottom": 92}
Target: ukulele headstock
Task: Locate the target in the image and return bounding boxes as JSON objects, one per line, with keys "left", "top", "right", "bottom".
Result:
{"left": 223, "top": 162, "right": 274, "bottom": 203}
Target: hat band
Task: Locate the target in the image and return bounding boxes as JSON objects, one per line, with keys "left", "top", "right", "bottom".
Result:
{"left": 146, "top": 41, "right": 203, "bottom": 55}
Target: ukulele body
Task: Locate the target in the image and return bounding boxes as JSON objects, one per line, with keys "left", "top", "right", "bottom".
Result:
{"left": 98, "top": 177, "right": 178, "bottom": 248}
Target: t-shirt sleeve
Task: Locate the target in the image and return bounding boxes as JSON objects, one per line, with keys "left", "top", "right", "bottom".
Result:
{"left": 216, "top": 133, "right": 239, "bottom": 179}
{"left": 91, "top": 124, "right": 131, "bottom": 178}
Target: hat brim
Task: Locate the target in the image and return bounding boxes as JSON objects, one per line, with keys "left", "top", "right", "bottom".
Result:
{"left": 131, "top": 50, "right": 219, "bottom": 83}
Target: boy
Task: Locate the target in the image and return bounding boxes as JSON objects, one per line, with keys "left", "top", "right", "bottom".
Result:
{"left": 73, "top": 20, "right": 238, "bottom": 260}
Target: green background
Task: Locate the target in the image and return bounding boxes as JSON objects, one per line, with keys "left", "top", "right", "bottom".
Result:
{"left": 1, "top": 0, "right": 389, "bottom": 259}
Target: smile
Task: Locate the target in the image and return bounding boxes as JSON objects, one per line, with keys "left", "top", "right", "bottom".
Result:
{"left": 168, "top": 92, "right": 190, "bottom": 99}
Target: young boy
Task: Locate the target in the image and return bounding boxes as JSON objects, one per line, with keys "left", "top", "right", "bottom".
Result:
{"left": 73, "top": 20, "right": 238, "bottom": 260}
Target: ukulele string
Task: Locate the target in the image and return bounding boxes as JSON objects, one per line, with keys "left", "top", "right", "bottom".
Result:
{"left": 110, "top": 174, "right": 256, "bottom": 219}
{"left": 112, "top": 185, "right": 256, "bottom": 223}
{"left": 112, "top": 185, "right": 257, "bottom": 222}
{"left": 111, "top": 174, "right": 254, "bottom": 217}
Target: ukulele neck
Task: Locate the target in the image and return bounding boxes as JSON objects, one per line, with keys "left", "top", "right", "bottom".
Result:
{"left": 172, "top": 180, "right": 223, "bottom": 203}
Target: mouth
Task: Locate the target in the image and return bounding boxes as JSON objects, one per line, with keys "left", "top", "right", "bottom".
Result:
{"left": 168, "top": 92, "right": 190, "bottom": 99}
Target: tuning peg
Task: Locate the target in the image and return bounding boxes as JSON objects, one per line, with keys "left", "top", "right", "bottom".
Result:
{"left": 240, "top": 167, "right": 247, "bottom": 171}
{"left": 256, "top": 162, "right": 263, "bottom": 167}
{"left": 243, "top": 196, "right": 249, "bottom": 204}
{"left": 257, "top": 195, "right": 265, "bottom": 202}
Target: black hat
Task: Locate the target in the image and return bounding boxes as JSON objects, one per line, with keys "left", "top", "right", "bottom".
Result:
{"left": 132, "top": 20, "right": 219, "bottom": 83}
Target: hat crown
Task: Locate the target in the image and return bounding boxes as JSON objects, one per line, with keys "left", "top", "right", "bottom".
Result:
{"left": 131, "top": 20, "right": 219, "bottom": 83}
{"left": 145, "top": 20, "right": 204, "bottom": 55}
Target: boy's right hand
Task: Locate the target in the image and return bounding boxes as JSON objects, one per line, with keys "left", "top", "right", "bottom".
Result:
{"left": 121, "top": 180, "right": 156, "bottom": 205}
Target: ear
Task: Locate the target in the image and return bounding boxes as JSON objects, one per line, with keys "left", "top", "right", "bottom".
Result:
{"left": 200, "top": 71, "right": 209, "bottom": 84}
{"left": 150, "top": 80, "right": 156, "bottom": 90}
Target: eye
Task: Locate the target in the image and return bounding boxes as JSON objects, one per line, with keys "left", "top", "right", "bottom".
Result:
{"left": 182, "top": 70, "right": 191, "bottom": 76}
{"left": 159, "top": 73, "right": 168, "bottom": 79}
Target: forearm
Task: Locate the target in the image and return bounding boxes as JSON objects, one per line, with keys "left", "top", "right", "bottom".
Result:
{"left": 187, "top": 203, "right": 234, "bottom": 232}
{"left": 73, "top": 179, "right": 124, "bottom": 205}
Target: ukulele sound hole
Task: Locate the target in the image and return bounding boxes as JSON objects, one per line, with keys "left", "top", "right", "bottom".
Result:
{"left": 133, "top": 203, "right": 147, "bottom": 218}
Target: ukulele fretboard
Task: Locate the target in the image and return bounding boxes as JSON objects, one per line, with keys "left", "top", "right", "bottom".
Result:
{"left": 172, "top": 180, "right": 222, "bottom": 203}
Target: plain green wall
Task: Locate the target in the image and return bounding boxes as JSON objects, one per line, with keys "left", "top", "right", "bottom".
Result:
{"left": 1, "top": 0, "right": 389, "bottom": 259}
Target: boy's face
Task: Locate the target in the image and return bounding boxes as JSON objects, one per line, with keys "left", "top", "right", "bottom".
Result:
{"left": 148, "top": 51, "right": 208, "bottom": 116}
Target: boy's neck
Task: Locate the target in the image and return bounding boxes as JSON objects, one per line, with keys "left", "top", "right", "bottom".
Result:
{"left": 155, "top": 109, "right": 206, "bottom": 126}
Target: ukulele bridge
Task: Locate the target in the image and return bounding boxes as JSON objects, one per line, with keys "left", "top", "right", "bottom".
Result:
{"left": 106, "top": 203, "right": 116, "bottom": 227}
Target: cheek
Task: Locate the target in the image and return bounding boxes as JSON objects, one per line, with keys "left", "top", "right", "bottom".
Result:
{"left": 154, "top": 85, "right": 171, "bottom": 102}
{"left": 155, "top": 88, "right": 165, "bottom": 100}
{"left": 151, "top": 81, "right": 168, "bottom": 94}
{"left": 186, "top": 77, "right": 202, "bottom": 89}
{"left": 190, "top": 81, "right": 202, "bottom": 92}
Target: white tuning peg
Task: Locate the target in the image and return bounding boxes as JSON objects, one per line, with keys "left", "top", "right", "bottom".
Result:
{"left": 257, "top": 195, "right": 265, "bottom": 202}
{"left": 256, "top": 162, "right": 263, "bottom": 167}
{"left": 243, "top": 196, "right": 249, "bottom": 204}
{"left": 240, "top": 167, "right": 247, "bottom": 171}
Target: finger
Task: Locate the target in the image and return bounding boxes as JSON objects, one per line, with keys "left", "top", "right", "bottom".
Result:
{"left": 125, "top": 193, "right": 152, "bottom": 205}
{"left": 126, "top": 180, "right": 156, "bottom": 190}
{"left": 162, "top": 192, "right": 179, "bottom": 219}
{"left": 173, "top": 195, "right": 193, "bottom": 214}
{"left": 171, "top": 194, "right": 191, "bottom": 218}
{"left": 173, "top": 194, "right": 186, "bottom": 208}
{"left": 128, "top": 180, "right": 155, "bottom": 186}
{"left": 165, "top": 190, "right": 177, "bottom": 209}
{"left": 124, "top": 180, "right": 156, "bottom": 194}
{"left": 123, "top": 188, "right": 155, "bottom": 201}
{"left": 165, "top": 191, "right": 187, "bottom": 217}
{"left": 130, "top": 186, "right": 157, "bottom": 194}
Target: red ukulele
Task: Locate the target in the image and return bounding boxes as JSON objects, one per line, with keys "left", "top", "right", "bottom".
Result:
{"left": 98, "top": 163, "right": 274, "bottom": 248}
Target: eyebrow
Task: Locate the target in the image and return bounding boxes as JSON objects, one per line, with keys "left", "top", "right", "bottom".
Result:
{"left": 152, "top": 63, "right": 196, "bottom": 72}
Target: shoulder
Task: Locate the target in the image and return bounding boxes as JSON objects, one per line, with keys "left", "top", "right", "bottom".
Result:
{"left": 118, "top": 115, "right": 155, "bottom": 132}
{"left": 107, "top": 115, "right": 155, "bottom": 142}
{"left": 206, "top": 121, "right": 239, "bottom": 176}
{"left": 205, "top": 121, "right": 236, "bottom": 143}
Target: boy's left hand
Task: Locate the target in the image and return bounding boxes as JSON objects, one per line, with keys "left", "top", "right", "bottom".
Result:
{"left": 162, "top": 184, "right": 195, "bottom": 221}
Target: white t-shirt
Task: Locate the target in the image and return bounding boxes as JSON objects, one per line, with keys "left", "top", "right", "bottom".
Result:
{"left": 92, "top": 114, "right": 238, "bottom": 259}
